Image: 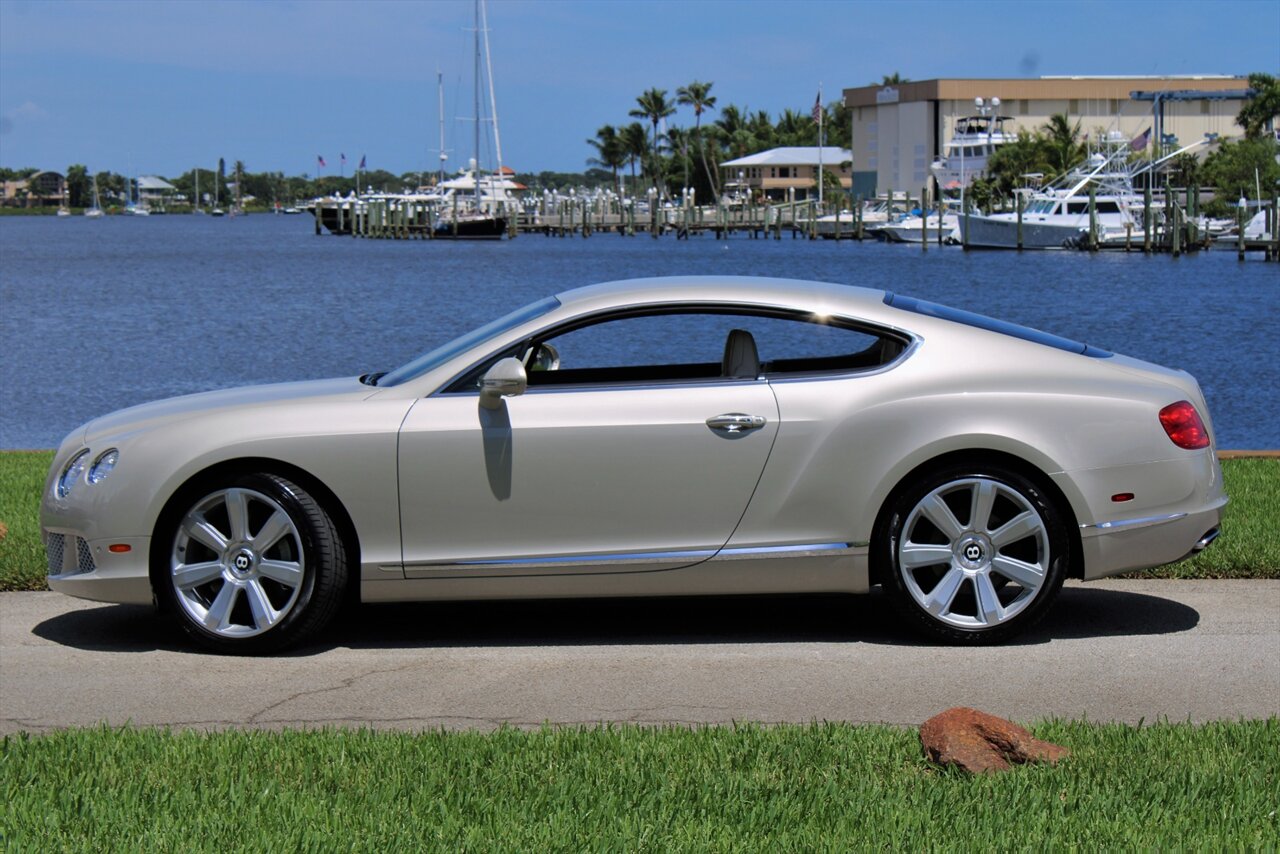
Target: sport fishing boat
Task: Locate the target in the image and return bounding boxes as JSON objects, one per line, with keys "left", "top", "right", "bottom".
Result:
{"left": 964, "top": 132, "right": 1205, "bottom": 250}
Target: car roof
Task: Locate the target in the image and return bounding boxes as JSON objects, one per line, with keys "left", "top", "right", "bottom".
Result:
{"left": 554, "top": 276, "right": 888, "bottom": 317}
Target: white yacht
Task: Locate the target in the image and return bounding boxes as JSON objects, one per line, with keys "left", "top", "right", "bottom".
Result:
{"left": 880, "top": 211, "right": 960, "bottom": 244}
{"left": 815, "top": 195, "right": 908, "bottom": 238}
{"left": 930, "top": 102, "right": 1017, "bottom": 191}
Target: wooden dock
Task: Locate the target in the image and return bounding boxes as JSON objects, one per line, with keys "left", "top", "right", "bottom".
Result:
{"left": 309, "top": 193, "right": 1280, "bottom": 261}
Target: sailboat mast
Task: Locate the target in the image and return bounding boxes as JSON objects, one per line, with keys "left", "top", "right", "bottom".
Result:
{"left": 438, "top": 71, "right": 447, "bottom": 185}
{"left": 473, "top": 0, "right": 481, "bottom": 207}
{"left": 480, "top": 0, "right": 503, "bottom": 173}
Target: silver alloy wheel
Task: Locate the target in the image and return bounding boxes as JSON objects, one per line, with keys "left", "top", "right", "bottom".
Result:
{"left": 170, "top": 487, "right": 306, "bottom": 638}
{"left": 897, "top": 477, "right": 1049, "bottom": 630}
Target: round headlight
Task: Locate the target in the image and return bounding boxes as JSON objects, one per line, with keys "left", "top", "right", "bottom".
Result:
{"left": 88, "top": 449, "right": 119, "bottom": 484}
{"left": 57, "top": 450, "right": 90, "bottom": 498}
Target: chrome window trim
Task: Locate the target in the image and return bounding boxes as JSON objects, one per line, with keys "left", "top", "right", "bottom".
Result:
{"left": 430, "top": 299, "right": 921, "bottom": 399}
{"left": 1082, "top": 512, "right": 1188, "bottom": 531}
{"left": 404, "top": 542, "right": 856, "bottom": 571}
{"left": 766, "top": 336, "right": 922, "bottom": 384}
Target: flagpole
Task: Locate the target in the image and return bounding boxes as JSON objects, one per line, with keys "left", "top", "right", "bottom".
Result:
{"left": 817, "top": 84, "right": 824, "bottom": 208}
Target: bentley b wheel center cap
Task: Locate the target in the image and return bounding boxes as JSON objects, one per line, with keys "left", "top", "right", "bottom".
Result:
{"left": 230, "top": 549, "right": 256, "bottom": 577}
{"left": 956, "top": 535, "right": 992, "bottom": 569}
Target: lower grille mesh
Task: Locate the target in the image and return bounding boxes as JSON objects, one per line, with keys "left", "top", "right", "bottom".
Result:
{"left": 76, "top": 537, "right": 96, "bottom": 574}
{"left": 46, "top": 533, "right": 66, "bottom": 575}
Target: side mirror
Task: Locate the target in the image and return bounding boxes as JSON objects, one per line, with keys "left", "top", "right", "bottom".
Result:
{"left": 479, "top": 357, "right": 527, "bottom": 409}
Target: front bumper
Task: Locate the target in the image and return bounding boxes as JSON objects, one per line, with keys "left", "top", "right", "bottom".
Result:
{"left": 44, "top": 531, "right": 153, "bottom": 605}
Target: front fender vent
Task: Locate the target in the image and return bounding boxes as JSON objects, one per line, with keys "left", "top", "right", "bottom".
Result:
{"left": 45, "top": 533, "right": 96, "bottom": 576}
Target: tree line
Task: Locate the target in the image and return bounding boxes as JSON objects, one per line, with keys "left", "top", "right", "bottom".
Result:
{"left": 1, "top": 162, "right": 633, "bottom": 209}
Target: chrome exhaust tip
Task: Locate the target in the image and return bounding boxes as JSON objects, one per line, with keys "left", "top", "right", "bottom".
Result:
{"left": 1192, "top": 527, "right": 1221, "bottom": 553}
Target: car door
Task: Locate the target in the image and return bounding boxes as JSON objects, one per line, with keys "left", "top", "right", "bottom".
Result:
{"left": 396, "top": 311, "right": 779, "bottom": 577}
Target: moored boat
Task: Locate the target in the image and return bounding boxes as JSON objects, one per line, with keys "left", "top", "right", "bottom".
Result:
{"left": 930, "top": 100, "right": 1016, "bottom": 192}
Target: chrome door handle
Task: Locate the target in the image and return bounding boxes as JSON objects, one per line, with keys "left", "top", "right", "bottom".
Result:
{"left": 706, "top": 413, "right": 767, "bottom": 433}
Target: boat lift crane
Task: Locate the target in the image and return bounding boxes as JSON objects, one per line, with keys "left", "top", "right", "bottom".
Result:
{"left": 1129, "top": 87, "right": 1255, "bottom": 150}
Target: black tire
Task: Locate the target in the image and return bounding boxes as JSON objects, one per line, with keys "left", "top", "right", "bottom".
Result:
{"left": 156, "top": 473, "right": 347, "bottom": 654}
{"left": 878, "top": 462, "right": 1067, "bottom": 644}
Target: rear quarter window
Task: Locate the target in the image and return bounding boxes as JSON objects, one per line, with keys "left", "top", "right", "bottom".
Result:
{"left": 884, "top": 293, "right": 1111, "bottom": 358}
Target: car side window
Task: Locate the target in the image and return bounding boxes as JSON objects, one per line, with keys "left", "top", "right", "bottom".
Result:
{"left": 518, "top": 309, "right": 903, "bottom": 388}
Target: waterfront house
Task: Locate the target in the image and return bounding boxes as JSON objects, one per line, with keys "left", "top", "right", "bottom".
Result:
{"left": 1, "top": 171, "right": 64, "bottom": 207}
{"left": 137, "top": 176, "right": 178, "bottom": 209}
{"left": 721, "top": 147, "right": 852, "bottom": 202}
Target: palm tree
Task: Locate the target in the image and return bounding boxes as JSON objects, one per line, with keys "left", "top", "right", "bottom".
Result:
{"left": 749, "top": 110, "right": 776, "bottom": 151}
{"left": 620, "top": 122, "right": 649, "bottom": 193}
{"left": 233, "top": 160, "right": 246, "bottom": 211}
{"left": 586, "top": 124, "right": 626, "bottom": 197}
{"left": 629, "top": 88, "right": 676, "bottom": 188}
{"left": 876, "top": 72, "right": 909, "bottom": 85}
{"left": 776, "top": 108, "right": 813, "bottom": 146}
{"left": 714, "top": 105, "right": 747, "bottom": 140}
{"left": 677, "top": 80, "right": 718, "bottom": 197}
{"left": 1236, "top": 72, "right": 1280, "bottom": 138}
{"left": 1042, "top": 113, "right": 1084, "bottom": 178}
{"left": 664, "top": 126, "right": 694, "bottom": 194}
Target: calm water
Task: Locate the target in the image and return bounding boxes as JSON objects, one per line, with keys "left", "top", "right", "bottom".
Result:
{"left": 2, "top": 214, "right": 1277, "bottom": 449}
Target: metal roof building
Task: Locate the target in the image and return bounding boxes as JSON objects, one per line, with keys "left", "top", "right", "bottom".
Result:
{"left": 721, "top": 146, "right": 854, "bottom": 201}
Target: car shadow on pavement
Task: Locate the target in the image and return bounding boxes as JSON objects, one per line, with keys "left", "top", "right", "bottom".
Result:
{"left": 31, "top": 585, "right": 1200, "bottom": 655}
{"left": 30, "top": 604, "right": 188, "bottom": 654}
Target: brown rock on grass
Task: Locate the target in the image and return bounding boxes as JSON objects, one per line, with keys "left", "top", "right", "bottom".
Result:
{"left": 920, "top": 707, "right": 1069, "bottom": 773}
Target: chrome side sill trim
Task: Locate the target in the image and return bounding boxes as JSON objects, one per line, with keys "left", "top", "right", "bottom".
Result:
{"left": 444, "top": 548, "right": 717, "bottom": 568}
{"left": 406, "top": 542, "right": 856, "bottom": 571}
{"left": 1082, "top": 512, "right": 1188, "bottom": 531}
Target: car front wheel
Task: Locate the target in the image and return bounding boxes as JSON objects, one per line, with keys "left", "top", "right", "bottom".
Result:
{"left": 880, "top": 463, "right": 1067, "bottom": 644}
{"left": 160, "top": 473, "right": 346, "bottom": 654}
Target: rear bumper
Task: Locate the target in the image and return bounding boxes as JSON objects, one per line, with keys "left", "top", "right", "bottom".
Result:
{"left": 1078, "top": 500, "right": 1226, "bottom": 580}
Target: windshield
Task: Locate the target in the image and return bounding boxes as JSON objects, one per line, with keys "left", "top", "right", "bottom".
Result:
{"left": 378, "top": 296, "right": 561, "bottom": 387}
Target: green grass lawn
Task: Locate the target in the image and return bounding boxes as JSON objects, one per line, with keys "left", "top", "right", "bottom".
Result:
{"left": 2, "top": 452, "right": 1275, "bottom": 590}
{"left": 2, "top": 721, "right": 1277, "bottom": 849}
{"left": 0, "top": 451, "right": 51, "bottom": 591}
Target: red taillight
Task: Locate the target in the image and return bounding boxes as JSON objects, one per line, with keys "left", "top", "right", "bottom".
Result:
{"left": 1159, "top": 400, "right": 1210, "bottom": 450}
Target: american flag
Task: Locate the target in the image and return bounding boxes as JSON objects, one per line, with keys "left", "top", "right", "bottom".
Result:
{"left": 1129, "top": 128, "right": 1151, "bottom": 152}
{"left": 812, "top": 92, "right": 823, "bottom": 124}
{"left": 358, "top": 154, "right": 367, "bottom": 170}
{"left": 317, "top": 155, "right": 326, "bottom": 168}
{"left": 341, "top": 153, "right": 347, "bottom": 164}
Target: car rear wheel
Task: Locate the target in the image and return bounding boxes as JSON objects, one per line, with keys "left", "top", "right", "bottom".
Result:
{"left": 880, "top": 463, "right": 1067, "bottom": 644}
{"left": 160, "top": 473, "right": 346, "bottom": 654}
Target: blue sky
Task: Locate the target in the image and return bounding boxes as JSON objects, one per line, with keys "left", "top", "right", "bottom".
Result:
{"left": 1, "top": 0, "right": 1277, "bottom": 178}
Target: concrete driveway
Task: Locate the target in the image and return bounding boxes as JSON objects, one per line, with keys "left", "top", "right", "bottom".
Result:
{"left": 2, "top": 579, "right": 1276, "bottom": 733}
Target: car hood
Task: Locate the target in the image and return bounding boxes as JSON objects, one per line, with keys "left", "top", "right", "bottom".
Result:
{"left": 81, "top": 377, "right": 372, "bottom": 445}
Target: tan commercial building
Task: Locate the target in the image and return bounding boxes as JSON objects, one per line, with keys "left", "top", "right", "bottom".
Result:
{"left": 841, "top": 76, "right": 1251, "bottom": 197}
